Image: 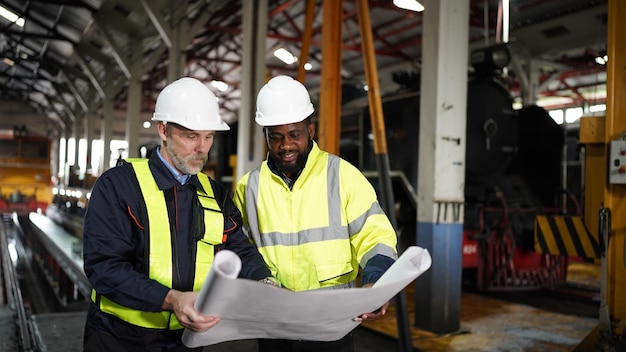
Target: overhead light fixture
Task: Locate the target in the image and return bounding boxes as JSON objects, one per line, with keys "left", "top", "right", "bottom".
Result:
{"left": 595, "top": 55, "right": 608, "bottom": 65}
{"left": 0, "top": 5, "right": 24, "bottom": 27}
{"left": 304, "top": 63, "right": 312, "bottom": 71}
{"left": 393, "top": 0, "right": 424, "bottom": 12}
{"left": 142, "top": 121, "right": 151, "bottom": 129}
{"left": 274, "top": 48, "right": 297, "bottom": 65}
{"left": 210, "top": 80, "right": 229, "bottom": 92}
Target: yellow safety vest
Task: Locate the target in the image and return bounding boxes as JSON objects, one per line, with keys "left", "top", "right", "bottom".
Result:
{"left": 91, "top": 159, "right": 224, "bottom": 330}
{"left": 234, "top": 142, "right": 397, "bottom": 292}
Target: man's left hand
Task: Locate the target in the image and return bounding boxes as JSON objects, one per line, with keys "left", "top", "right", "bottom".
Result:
{"left": 353, "top": 283, "right": 389, "bottom": 322}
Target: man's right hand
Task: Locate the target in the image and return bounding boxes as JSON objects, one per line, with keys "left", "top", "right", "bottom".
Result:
{"left": 162, "top": 289, "right": 221, "bottom": 332}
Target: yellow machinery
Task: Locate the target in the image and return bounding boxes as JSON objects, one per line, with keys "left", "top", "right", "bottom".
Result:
{"left": 0, "top": 130, "right": 53, "bottom": 215}
{"left": 575, "top": 1, "right": 626, "bottom": 347}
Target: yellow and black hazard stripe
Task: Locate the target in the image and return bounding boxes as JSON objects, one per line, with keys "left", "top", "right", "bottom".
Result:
{"left": 534, "top": 215, "right": 601, "bottom": 259}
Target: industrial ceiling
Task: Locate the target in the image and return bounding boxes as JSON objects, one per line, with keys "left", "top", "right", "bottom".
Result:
{"left": 0, "top": 0, "right": 608, "bottom": 142}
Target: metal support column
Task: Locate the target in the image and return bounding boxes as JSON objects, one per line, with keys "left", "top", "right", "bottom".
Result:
{"left": 318, "top": 0, "right": 343, "bottom": 155}
{"left": 605, "top": 0, "right": 626, "bottom": 322}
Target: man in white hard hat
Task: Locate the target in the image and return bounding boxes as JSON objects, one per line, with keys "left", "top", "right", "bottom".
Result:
{"left": 82, "top": 77, "right": 275, "bottom": 352}
{"left": 234, "top": 75, "right": 398, "bottom": 352}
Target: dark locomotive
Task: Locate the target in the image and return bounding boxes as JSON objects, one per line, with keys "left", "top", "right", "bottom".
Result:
{"left": 338, "top": 44, "right": 579, "bottom": 291}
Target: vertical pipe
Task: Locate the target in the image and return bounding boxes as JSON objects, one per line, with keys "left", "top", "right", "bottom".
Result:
{"left": 355, "top": 0, "right": 387, "bottom": 156}
{"left": 495, "top": 0, "right": 502, "bottom": 43}
{"left": 598, "top": 205, "right": 612, "bottom": 334}
{"left": 355, "top": 1, "right": 411, "bottom": 351}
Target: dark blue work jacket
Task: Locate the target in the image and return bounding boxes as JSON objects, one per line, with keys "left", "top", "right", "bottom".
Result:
{"left": 82, "top": 151, "right": 270, "bottom": 348}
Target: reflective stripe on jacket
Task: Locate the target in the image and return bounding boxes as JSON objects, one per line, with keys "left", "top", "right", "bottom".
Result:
{"left": 91, "top": 159, "right": 224, "bottom": 329}
{"left": 234, "top": 142, "right": 397, "bottom": 292}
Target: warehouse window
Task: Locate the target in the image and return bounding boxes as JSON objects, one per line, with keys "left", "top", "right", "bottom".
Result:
{"left": 549, "top": 105, "right": 601, "bottom": 126}
{"left": 58, "top": 138, "right": 128, "bottom": 179}
{"left": 549, "top": 110, "right": 564, "bottom": 124}
{"left": 565, "top": 107, "right": 583, "bottom": 124}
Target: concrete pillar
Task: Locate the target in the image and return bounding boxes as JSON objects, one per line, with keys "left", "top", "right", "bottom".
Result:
{"left": 125, "top": 79, "right": 141, "bottom": 159}
{"left": 236, "top": 0, "right": 268, "bottom": 179}
{"left": 49, "top": 134, "right": 60, "bottom": 185}
{"left": 126, "top": 49, "right": 143, "bottom": 159}
{"left": 100, "top": 77, "right": 115, "bottom": 173}
{"left": 85, "top": 105, "right": 94, "bottom": 178}
{"left": 69, "top": 122, "right": 80, "bottom": 187}
{"left": 167, "top": 23, "right": 186, "bottom": 82}
{"left": 414, "top": 0, "right": 469, "bottom": 334}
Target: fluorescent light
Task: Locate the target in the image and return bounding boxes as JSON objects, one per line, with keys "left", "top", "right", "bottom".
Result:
{"left": 274, "top": 48, "right": 297, "bottom": 65}
{"left": 0, "top": 5, "right": 24, "bottom": 27}
{"left": 393, "top": 0, "right": 424, "bottom": 12}
{"left": 211, "top": 80, "right": 229, "bottom": 92}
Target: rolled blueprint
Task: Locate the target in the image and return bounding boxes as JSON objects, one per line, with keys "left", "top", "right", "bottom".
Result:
{"left": 182, "top": 245, "right": 432, "bottom": 347}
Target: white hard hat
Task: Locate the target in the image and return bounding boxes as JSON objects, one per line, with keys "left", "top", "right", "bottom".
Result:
{"left": 255, "top": 75, "right": 314, "bottom": 127}
{"left": 152, "top": 77, "right": 230, "bottom": 131}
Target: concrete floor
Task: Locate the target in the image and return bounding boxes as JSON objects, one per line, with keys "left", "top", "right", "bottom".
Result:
{"left": 22, "top": 310, "right": 401, "bottom": 352}
{"left": 360, "top": 290, "right": 598, "bottom": 352}
{"left": 6, "top": 214, "right": 605, "bottom": 352}
{"left": 10, "top": 293, "right": 599, "bottom": 352}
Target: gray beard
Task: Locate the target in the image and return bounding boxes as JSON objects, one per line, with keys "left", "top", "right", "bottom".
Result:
{"left": 166, "top": 144, "right": 206, "bottom": 175}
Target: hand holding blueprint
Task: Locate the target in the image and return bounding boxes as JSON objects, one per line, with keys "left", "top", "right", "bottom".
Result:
{"left": 182, "top": 246, "right": 432, "bottom": 347}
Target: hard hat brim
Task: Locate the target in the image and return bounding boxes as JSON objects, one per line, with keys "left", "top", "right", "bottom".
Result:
{"left": 152, "top": 116, "right": 231, "bottom": 131}
{"left": 254, "top": 105, "right": 314, "bottom": 127}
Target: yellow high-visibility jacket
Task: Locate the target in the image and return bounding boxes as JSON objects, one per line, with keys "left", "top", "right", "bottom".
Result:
{"left": 234, "top": 142, "right": 397, "bottom": 291}
{"left": 91, "top": 159, "right": 223, "bottom": 329}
